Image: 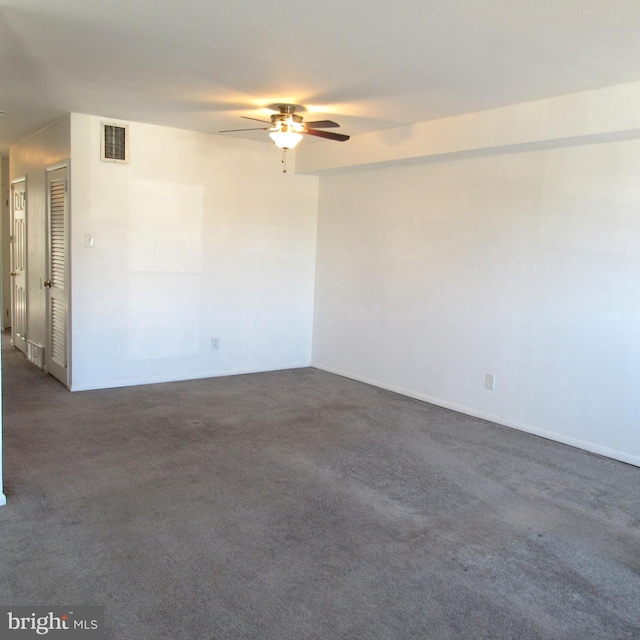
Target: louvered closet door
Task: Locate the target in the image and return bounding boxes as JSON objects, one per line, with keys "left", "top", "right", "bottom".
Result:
{"left": 10, "top": 179, "right": 27, "bottom": 354}
{"left": 46, "top": 167, "right": 69, "bottom": 386}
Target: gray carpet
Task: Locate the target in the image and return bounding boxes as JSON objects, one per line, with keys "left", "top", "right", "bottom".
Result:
{"left": 1, "top": 336, "right": 639, "bottom": 640}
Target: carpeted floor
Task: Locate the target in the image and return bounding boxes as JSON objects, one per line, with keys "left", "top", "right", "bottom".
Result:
{"left": 1, "top": 334, "right": 639, "bottom": 639}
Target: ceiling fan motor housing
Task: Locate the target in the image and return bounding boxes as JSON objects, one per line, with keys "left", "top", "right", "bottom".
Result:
{"left": 271, "top": 106, "right": 304, "bottom": 132}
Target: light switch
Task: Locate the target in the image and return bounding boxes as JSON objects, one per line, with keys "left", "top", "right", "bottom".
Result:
{"left": 85, "top": 234, "right": 95, "bottom": 248}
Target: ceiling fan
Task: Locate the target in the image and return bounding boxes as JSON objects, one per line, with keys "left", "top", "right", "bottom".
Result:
{"left": 219, "top": 104, "right": 349, "bottom": 172}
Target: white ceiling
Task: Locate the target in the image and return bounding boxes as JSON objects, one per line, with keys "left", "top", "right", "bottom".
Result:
{"left": 3, "top": 0, "right": 640, "bottom": 155}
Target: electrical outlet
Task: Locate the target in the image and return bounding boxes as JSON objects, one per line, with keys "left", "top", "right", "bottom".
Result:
{"left": 485, "top": 373, "right": 496, "bottom": 390}
{"left": 211, "top": 337, "right": 220, "bottom": 350}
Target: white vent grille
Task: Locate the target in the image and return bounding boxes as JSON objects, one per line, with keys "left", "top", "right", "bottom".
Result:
{"left": 101, "top": 121, "right": 129, "bottom": 163}
{"left": 27, "top": 341, "right": 44, "bottom": 369}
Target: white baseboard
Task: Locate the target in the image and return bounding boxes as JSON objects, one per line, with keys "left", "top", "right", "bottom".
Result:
{"left": 311, "top": 361, "right": 640, "bottom": 469}
{"left": 69, "top": 362, "right": 312, "bottom": 392}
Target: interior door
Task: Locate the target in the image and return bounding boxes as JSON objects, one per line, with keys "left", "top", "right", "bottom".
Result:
{"left": 45, "top": 166, "right": 69, "bottom": 386}
{"left": 10, "top": 178, "right": 27, "bottom": 354}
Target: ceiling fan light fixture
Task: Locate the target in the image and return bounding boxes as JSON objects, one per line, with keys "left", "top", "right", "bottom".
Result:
{"left": 269, "top": 129, "right": 303, "bottom": 149}
{"left": 219, "top": 106, "right": 349, "bottom": 168}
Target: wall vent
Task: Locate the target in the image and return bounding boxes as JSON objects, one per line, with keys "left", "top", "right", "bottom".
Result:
{"left": 27, "top": 340, "right": 45, "bottom": 369}
{"left": 101, "top": 121, "right": 129, "bottom": 163}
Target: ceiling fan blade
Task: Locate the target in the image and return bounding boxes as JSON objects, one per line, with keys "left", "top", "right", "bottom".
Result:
{"left": 241, "top": 116, "right": 272, "bottom": 124}
{"left": 304, "top": 129, "right": 350, "bottom": 142}
{"left": 305, "top": 120, "right": 341, "bottom": 129}
{"left": 218, "top": 127, "right": 270, "bottom": 133}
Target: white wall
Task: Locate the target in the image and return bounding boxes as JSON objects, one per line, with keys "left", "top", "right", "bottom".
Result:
{"left": 311, "top": 140, "right": 640, "bottom": 467}
{"left": 70, "top": 114, "right": 319, "bottom": 390}
{"left": 10, "top": 116, "right": 71, "bottom": 348}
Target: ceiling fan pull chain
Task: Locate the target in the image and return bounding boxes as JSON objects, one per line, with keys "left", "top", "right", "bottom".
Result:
{"left": 281, "top": 148, "right": 288, "bottom": 173}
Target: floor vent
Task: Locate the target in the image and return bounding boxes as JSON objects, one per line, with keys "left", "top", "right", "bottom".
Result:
{"left": 101, "top": 121, "right": 129, "bottom": 163}
{"left": 27, "top": 340, "right": 44, "bottom": 369}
